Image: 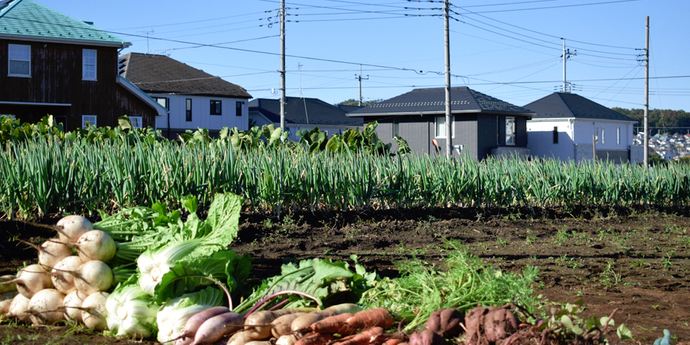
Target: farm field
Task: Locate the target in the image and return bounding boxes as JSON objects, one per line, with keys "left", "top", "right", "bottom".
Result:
{"left": 1, "top": 207, "right": 688, "bottom": 345}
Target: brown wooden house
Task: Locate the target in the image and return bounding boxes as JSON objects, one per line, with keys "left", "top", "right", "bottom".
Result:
{"left": 0, "top": 0, "right": 165, "bottom": 130}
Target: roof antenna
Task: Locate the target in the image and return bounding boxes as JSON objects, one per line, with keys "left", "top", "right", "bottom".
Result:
{"left": 299, "top": 63, "right": 309, "bottom": 124}
{"left": 139, "top": 29, "right": 154, "bottom": 54}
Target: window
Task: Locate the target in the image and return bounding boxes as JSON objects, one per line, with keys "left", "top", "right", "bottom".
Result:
{"left": 505, "top": 116, "right": 516, "bottom": 145}
{"left": 235, "top": 101, "right": 242, "bottom": 117}
{"left": 8, "top": 44, "right": 31, "bottom": 77}
{"left": 553, "top": 126, "right": 558, "bottom": 144}
{"left": 210, "top": 100, "right": 222, "bottom": 115}
{"left": 601, "top": 127, "right": 605, "bottom": 144}
{"left": 82, "top": 115, "right": 97, "bottom": 128}
{"left": 153, "top": 97, "right": 169, "bottom": 110}
{"left": 55, "top": 116, "right": 67, "bottom": 126}
{"left": 595, "top": 126, "right": 599, "bottom": 143}
{"left": 82, "top": 49, "right": 97, "bottom": 80}
{"left": 435, "top": 116, "right": 454, "bottom": 138}
{"left": 130, "top": 116, "right": 142, "bottom": 128}
{"left": 392, "top": 118, "right": 399, "bottom": 137}
{"left": 185, "top": 99, "right": 192, "bottom": 121}
{"left": 617, "top": 127, "right": 621, "bottom": 145}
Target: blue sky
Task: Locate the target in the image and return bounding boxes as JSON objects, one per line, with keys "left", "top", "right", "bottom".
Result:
{"left": 38, "top": 0, "right": 690, "bottom": 111}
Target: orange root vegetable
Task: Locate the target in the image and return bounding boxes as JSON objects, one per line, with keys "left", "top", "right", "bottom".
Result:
{"left": 346, "top": 308, "right": 394, "bottom": 332}
{"left": 291, "top": 303, "right": 361, "bottom": 333}
{"left": 272, "top": 312, "right": 308, "bottom": 338}
{"left": 309, "top": 312, "right": 354, "bottom": 335}
{"left": 382, "top": 338, "right": 405, "bottom": 345}
{"left": 332, "top": 327, "right": 385, "bottom": 345}
{"left": 294, "top": 332, "right": 335, "bottom": 345}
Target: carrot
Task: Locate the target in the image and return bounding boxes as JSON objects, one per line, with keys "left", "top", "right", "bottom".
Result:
{"left": 346, "top": 308, "right": 394, "bottom": 331}
{"left": 294, "top": 332, "right": 335, "bottom": 345}
{"left": 309, "top": 312, "right": 355, "bottom": 335}
{"left": 332, "top": 327, "right": 385, "bottom": 345}
{"left": 382, "top": 337, "right": 405, "bottom": 345}
{"left": 291, "top": 303, "right": 361, "bottom": 333}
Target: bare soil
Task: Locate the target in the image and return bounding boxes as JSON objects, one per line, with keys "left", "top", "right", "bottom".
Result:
{"left": 1, "top": 206, "right": 689, "bottom": 345}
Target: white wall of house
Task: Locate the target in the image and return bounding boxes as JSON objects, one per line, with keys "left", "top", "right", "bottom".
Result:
{"left": 528, "top": 118, "right": 635, "bottom": 161}
{"left": 527, "top": 119, "right": 575, "bottom": 160}
{"left": 153, "top": 94, "right": 249, "bottom": 131}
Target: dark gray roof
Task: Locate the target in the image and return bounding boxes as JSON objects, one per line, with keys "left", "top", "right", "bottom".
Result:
{"left": 347, "top": 87, "right": 534, "bottom": 117}
{"left": 118, "top": 53, "right": 251, "bottom": 98}
{"left": 524, "top": 93, "right": 636, "bottom": 122}
{"left": 249, "top": 97, "right": 363, "bottom": 126}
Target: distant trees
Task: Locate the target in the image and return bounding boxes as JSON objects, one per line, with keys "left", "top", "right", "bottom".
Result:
{"left": 613, "top": 107, "right": 690, "bottom": 135}
{"left": 337, "top": 99, "right": 382, "bottom": 107}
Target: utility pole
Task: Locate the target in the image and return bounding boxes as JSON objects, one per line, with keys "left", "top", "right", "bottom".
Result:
{"left": 444, "top": 0, "right": 452, "bottom": 158}
{"left": 355, "top": 65, "right": 369, "bottom": 106}
{"left": 636, "top": 18, "right": 650, "bottom": 168}
{"left": 279, "top": 0, "right": 286, "bottom": 130}
{"left": 561, "top": 38, "right": 576, "bottom": 93}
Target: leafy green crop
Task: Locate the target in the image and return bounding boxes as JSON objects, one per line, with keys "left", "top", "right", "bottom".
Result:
{"left": 360, "top": 241, "right": 540, "bottom": 332}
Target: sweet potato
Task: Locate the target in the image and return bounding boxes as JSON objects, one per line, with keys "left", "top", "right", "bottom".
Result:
{"left": 191, "top": 311, "right": 244, "bottom": 345}
{"left": 272, "top": 312, "right": 308, "bottom": 338}
{"left": 482, "top": 307, "right": 518, "bottom": 343}
{"left": 176, "top": 306, "right": 231, "bottom": 344}
{"left": 245, "top": 308, "right": 315, "bottom": 340}
{"left": 294, "top": 332, "right": 335, "bottom": 345}
{"left": 309, "top": 312, "right": 354, "bottom": 335}
{"left": 227, "top": 330, "right": 255, "bottom": 345}
{"left": 276, "top": 334, "right": 299, "bottom": 345}
{"left": 291, "top": 303, "right": 361, "bottom": 333}
{"left": 425, "top": 308, "right": 464, "bottom": 338}
{"left": 346, "top": 308, "right": 394, "bottom": 332}
{"left": 409, "top": 329, "right": 448, "bottom": 345}
{"left": 463, "top": 307, "right": 489, "bottom": 345}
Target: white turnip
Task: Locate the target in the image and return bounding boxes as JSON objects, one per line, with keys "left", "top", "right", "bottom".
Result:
{"left": 74, "top": 230, "right": 117, "bottom": 262}
{"left": 12, "top": 264, "right": 54, "bottom": 299}
{"left": 50, "top": 255, "right": 84, "bottom": 294}
{"left": 63, "top": 290, "right": 87, "bottom": 323}
{"left": 0, "top": 291, "right": 19, "bottom": 316}
{"left": 81, "top": 291, "right": 109, "bottom": 330}
{"left": 56, "top": 215, "right": 93, "bottom": 243}
{"left": 7, "top": 293, "right": 31, "bottom": 323}
{"left": 28, "top": 288, "right": 65, "bottom": 325}
{"left": 15, "top": 238, "right": 72, "bottom": 269}
{"left": 73, "top": 260, "right": 113, "bottom": 295}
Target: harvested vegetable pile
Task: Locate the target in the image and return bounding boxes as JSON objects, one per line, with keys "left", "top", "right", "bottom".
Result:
{"left": 0, "top": 193, "right": 633, "bottom": 345}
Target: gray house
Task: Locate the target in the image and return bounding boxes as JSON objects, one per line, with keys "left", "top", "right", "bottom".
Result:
{"left": 525, "top": 93, "right": 637, "bottom": 163}
{"left": 346, "top": 87, "right": 535, "bottom": 160}
{"left": 249, "top": 97, "right": 363, "bottom": 140}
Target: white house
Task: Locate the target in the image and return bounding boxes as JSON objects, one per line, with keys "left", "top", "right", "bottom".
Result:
{"left": 118, "top": 53, "right": 252, "bottom": 138}
{"left": 525, "top": 93, "right": 637, "bottom": 163}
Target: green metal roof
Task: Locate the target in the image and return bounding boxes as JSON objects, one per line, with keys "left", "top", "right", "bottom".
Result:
{"left": 0, "top": 0, "right": 130, "bottom": 47}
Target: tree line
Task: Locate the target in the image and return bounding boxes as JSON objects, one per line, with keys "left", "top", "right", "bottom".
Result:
{"left": 612, "top": 108, "right": 690, "bottom": 136}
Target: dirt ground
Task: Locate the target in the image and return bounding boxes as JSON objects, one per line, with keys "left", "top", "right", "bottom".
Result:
{"left": 1, "top": 206, "right": 689, "bottom": 345}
